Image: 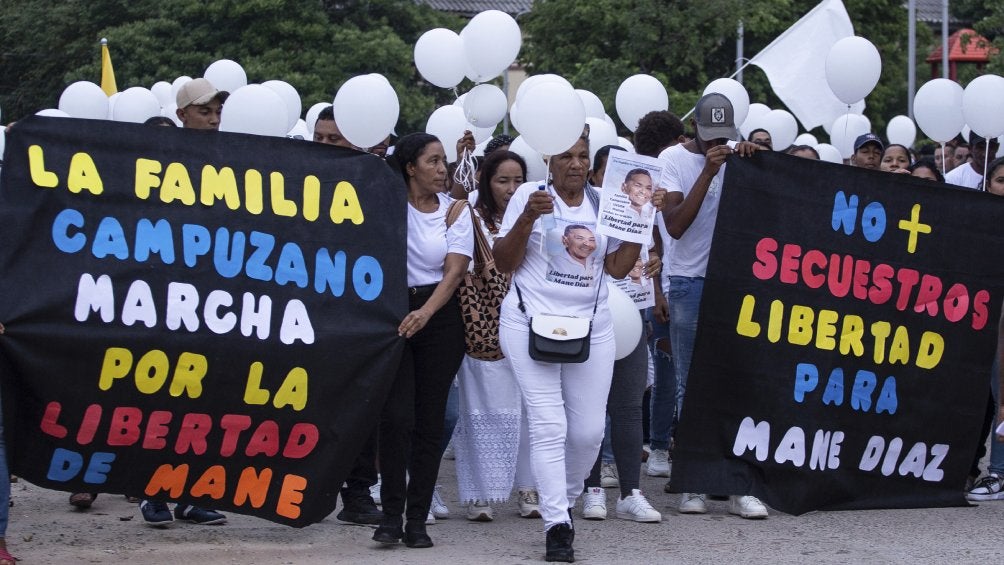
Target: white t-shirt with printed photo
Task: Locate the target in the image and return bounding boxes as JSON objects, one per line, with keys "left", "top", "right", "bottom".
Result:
{"left": 498, "top": 182, "right": 621, "bottom": 339}
{"left": 658, "top": 143, "right": 726, "bottom": 278}
{"left": 407, "top": 192, "right": 474, "bottom": 287}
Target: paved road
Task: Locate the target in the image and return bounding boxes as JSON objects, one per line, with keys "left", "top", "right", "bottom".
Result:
{"left": 9, "top": 449, "right": 1004, "bottom": 565}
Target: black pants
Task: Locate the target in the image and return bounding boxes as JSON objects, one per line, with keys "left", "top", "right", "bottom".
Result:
{"left": 378, "top": 288, "right": 465, "bottom": 522}
{"left": 341, "top": 426, "right": 378, "bottom": 498}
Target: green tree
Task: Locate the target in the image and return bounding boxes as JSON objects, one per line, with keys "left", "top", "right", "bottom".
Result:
{"left": 0, "top": 0, "right": 463, "bottom": 133}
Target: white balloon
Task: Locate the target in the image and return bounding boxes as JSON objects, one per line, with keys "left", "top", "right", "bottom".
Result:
{"left": 0, "top": 130, "right": 5, "bottom": 158}
{"left": 333, "top": 74, "right": 400, "bottom": 149}
{"left": 107, "top": 92, "right": 120, "bottom": 119}
{"left": 161, "top": 103, "right": 181, "bottom": 126}
{"left": 509, "top": 136, "right": 547, "bottom": 183}
{"left": 204, "top": 59, "right": 247, "bottom": 94}
{"left": 453, "top": 93, "right": 468, "bottom": 107}
{"left": 617, "top": 137, "right": 636, "bottom": 153}
{"left": 704, "top": 78, "right": 750, "bottom": 130}
{"left": 287, "top": 119, "right": 310, "bottom": 139}
{"left": 825, "top": 36, "right": 882, "bottom": 104}
{"left": 304, "top": 102, "right": 331, "bottom": 135}
{"left": 218, "top": 84, "right": 288, "bottom": 137}
{"left": 761, "top": 109, "right": 798, "bottom": 151}
{"left": 461, "top": 10, "right": 521, "bottom": 83}
{"left": 518, "top": 82, "right": 586, "bottom": 156}
{"left": 472, "top": 138, "right": 489, "bottom": 157}
{"left": 815, "top": 143, "right": 843, "bottom": 163}
{"left": 170, "top": 76, "right": 192, "bottom": 101}
{"left": 606, "top": 282, "right": 643, "bottom": 360}
{"left": 585, "top": 117, "right": 618, "bottom": 164}
{"left": 604, "top": 114, "right": 617, "bottom": 131}
{"left": 509, "top": 100, "right": 523, "bottom": 132}
{"left": 463, "top": 84, "right": 507, "bottom": 128}
{"left": 151, "top": 81, "right": 173, "bottom": 107}
{"left": 414, "top": 28, "right": 467, "bottom": 88}
{"left": 794, "top": 133, "right": 819, "bottom": 146}
{"left": 615, "top": 74, "right": 668, "bottom": 132}
{"left": 913, "top": 79, "right": 965, "bottom": 143}
{"left": 515, "top": 74, "right": 572, "bottom": 106}
{"left": 427, "top": 105, "right": 470, "bottom": 163}
{"left": 829, "top": 114, "right": 871, "bottom": 158}
{"left": 576, "top": 89, "right": 606, "bottom": 119}
{"left": 112, "top": 87, "right": 161, "bottom": 123}
{"left": 36, "top": 109, "right": 70, "bottom": 117}
{"left": 962, "top": 74, "right": 1004, "bottom": 138}
{"left": 740, "top": 103, "right": 772, "bottom": 138}
{"left": 262, "top": 80, "right": 301, "bottom": 133}
{"left": 886, "top": 115, "right": 917, "bottom": 148}
{"left": 58, "top": 81, "right": 109, "bottom": 120}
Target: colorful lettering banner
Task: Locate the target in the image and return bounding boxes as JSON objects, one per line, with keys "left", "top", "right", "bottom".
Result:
{"left": 0, "top": 116, "right": 407, "bottom": 527}
{"left": 671, "top": 152, "right": 1004, "bottom": 514}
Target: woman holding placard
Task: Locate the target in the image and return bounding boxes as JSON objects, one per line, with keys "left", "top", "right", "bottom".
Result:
{"left": 493, "top": 129, "right": 642, "bottom": 563}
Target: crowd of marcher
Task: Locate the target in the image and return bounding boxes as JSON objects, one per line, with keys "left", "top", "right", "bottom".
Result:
{"left": 2, "top": 76, "right": 1003, "bottom": 565}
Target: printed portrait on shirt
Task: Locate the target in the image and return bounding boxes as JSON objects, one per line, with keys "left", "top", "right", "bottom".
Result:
{"left": 545, "top": 221, "right": 602, "bottom": 287}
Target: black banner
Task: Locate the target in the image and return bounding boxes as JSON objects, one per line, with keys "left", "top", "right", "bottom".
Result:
{"left": 671, "top": 151, "right": 1004, "bottom": 514}
{"left": 0, "top": 116, "right": 406, "bottom": 527}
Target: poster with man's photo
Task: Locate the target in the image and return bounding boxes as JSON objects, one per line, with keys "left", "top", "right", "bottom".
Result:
{"left": 544, "top": 219, "right": 603, "bottom": 289}
{"left": 612, "top": 246, "right": 655, "bottom": 308}
{"left": 596, "top": 153, "right": 661, "bottom": 244}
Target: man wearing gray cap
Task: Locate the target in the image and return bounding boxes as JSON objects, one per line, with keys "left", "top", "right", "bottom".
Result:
{"left": 175, "top": 78, "right": 228, "bottom": 130}
{"left": 659, "top": 92, "right": 769, "bottom": 520}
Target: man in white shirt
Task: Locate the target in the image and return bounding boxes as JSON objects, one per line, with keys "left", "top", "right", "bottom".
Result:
{"left": 945, "top": 133, "right": 1001, "bottom": 190}
{"left": 660, "top": 93, "right": 768, "bottom": 520}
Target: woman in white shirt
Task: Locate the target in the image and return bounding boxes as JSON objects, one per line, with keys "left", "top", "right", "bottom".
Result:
{"left": 373, "top": 133, "right": 473, "bottom": 549}
{"left": 493, "top": 129, "right": 642, "bottom": 563}
{"left": 452, "top": 151, "right": 541, "bottom": 522}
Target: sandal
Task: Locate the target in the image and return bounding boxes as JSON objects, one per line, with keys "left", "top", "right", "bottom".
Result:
{"left": 69, "top": 492, "right": 97, "bottom": 508}
{"left": 0, "top": 547, "right": 17, "bottom": 565}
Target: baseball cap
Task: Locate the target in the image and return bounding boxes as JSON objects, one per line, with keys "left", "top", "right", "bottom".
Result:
{"left": 694, "top": 93, "right": 739, "bottom": 142}
{"left": 853, "top": 133, "right": 884, "bottom": 153}
{"left": 176, "top": 78, "right": 226, "bottom": 108}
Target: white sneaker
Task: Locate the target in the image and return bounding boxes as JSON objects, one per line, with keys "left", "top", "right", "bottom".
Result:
{"left": 582, "top": 486, "right": 607, "bottom": 520}
{"left": 426, "top": 510, "right": 435, "bottom": 525}
{"left": 369, "top": 475, "right": 381, "bottom": 506}
{"left": 678, "top": 493, "right": 707, "bottom": 514}
{"left": 967, "top": 473, "right": 1004, "bottom": 501}
{"left": 646, "top": 449, "right": 672, "bottom": 477}
{"left": 431, "top": 485, "right": 450, "bottom": 519}
{"left": 517, "top": 488, "right": 541, "bottom": 518}
{"left": 600, "top": 462, "right": 620, "bottom": 488}
{"left": 466, "top": 500, "right": 494, "bottom": 521}
{"left": 729, "top": 495, "right": 768, "bottom": 519}
{"left": 615, "top": 489, "right": 662, "bottom": 522}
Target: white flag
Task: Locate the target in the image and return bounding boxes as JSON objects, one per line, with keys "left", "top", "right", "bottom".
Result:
{"left": 749, "top": 0, "right": 865, "bottom": 130}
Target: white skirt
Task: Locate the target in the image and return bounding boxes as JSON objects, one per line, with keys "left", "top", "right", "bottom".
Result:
{"left": 453, "top": 354, "right": 523, "bottom": 504}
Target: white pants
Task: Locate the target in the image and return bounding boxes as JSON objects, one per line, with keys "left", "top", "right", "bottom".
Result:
{"left": 500, "top": 324, "right": 616, "bottom": 529}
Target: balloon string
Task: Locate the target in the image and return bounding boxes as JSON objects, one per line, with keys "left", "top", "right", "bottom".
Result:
{"left": 941, "top": 142, "right": 946, "bottom": 178}
{"left": 453, "top": 147, "right": 478, "bottom": 193}
{"left": 983, "top": 152, "right": 989, "bottom": 192}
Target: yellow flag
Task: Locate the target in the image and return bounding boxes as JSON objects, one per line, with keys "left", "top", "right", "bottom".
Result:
{"left": 100, "top": 38, "right": 117, "bottom": 96}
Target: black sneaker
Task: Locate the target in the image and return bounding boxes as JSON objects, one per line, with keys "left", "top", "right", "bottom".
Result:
{"left": 403, "top": 519, "right": 433, "bottom": 548}
{"left": 545, "top": 522, "right": 575, "bottom": 563}
{"left": 139, "top": 500, "right": 174, "bottom": 527}
{"left": 337, "top": 489, "right": 383, "bottom": 525}
{"left": 372, "top": 515, "right": 403, "bottom": 544}
{"left": 175, "top": 504, "right": 227, "bottom": 525}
